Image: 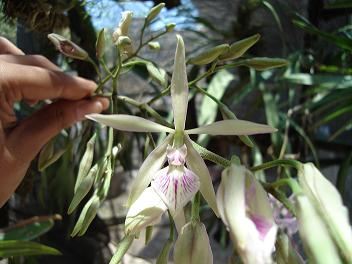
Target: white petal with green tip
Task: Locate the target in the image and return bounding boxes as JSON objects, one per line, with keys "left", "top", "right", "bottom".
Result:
{"left": 86, "top": 114, "right": 174, "bottom": 133}
{"left": 171, "top": 35, "right": 188, "bottom": 131}
{"left": 126, "top": 134, "right": 173, "bottom": 206}
{"left": 186, "top": 119, "right": 277, "bottom": 135}
{"left": 184, "top": 135, "right": 219, "bottom": 216}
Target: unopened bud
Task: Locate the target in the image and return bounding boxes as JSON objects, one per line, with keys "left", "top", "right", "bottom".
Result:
{"left": 165, "top": 23, "right": 176, "bottom": 32}
{"left": 295, "top": 195, "right": 341, "bottom": 263}
{"left": 48, "top": 33, "right": 88, "bottom": 60}
{"left": 219, "top": 34, "right": 260, "bottom": 60}
{"left": 242, "top": 57, "right": 288, "bottom": 71}
{"left": 146, "top": 3, "right": 165, "bottom": 23}
{"left": 188, "top": 44, "right": 229, "bottom": 65}
{"left": 119, "top": 11, "right": 133, "bottom": 36}
{"left": 298, "top": 163, "right": 352, "bottom": 262}
{"left": 174, "top": 221, "right": 213, "bottom": 264}
{"left": 148, "top": 41, "right": 160, "bottom": 50}
{"left": 96, "top": 28, "right": 106, "bottom": 59}
{"left": 117, "top": 36, "right": 133, "bottom": 56}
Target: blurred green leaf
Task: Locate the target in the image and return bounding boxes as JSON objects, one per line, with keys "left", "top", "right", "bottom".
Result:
{"left": 282, "top": 73, "right": 352, "bottom": 89}
{"left": 337, "top": 151, "right": 352, "bottom": 199}
{"left": 292, "top": 14, "right": 352, "bottom": 51}
{"left": 325, "top": 0, "right": 352, "bottom": 9}
{"left": 0, "top": 240, "right": 61, "bottom": 257}
{"left": 197, "top": 70, "right": 234, "bottom": 145}
{"left": 0, "top": 215, "right": 61, "bottom": 241}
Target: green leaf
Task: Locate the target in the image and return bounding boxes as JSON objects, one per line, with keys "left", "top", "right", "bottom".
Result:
{"left": 336, "top": 151, "right": 352, "bottom": 199}
{"left": 0, "top": 215, "right": 60, "bottom": 241}
{"left": 0, "top": 240, "right": 61, "bottom": 257}
{"left": 325, "top": 0, "right": 352, "bottom": 9}
{"left": 282, "top": 73, "right": 352, "bottom": 89}
{"left": 197, "top": 70, "right": 234, "bottom": 145}
{"left": 292, "top": 14, "right": 352, "bottom": 51}
{"left": 109, "top": 235, "right": 134, "bottom": 264}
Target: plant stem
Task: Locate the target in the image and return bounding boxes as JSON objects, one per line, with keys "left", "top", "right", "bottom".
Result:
{"left": 250, "top": 159, "right": 301, "bottom": 172}
{"left": 191, "top": 192, "right": 201, "bottom": 221}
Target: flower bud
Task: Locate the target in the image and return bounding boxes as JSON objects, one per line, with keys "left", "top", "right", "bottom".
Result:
{"left": 165, "top": 23, "right": 176, "bottom": 32}
{"left": 217, "top": 165, "right": 277, "bottom": 263}
{"left": 48, "top": 33, "right": 88, "bottom": 60}
{"left": 117, "top": 36, "right": 133, "bottom": 56}
{"left": 295, "top": 195, "right": 341, "bottom": 263}
{"left": 148, "top": 41, "right": 160, "bottom": 50}
{"left": 112, "top": 11, "right": 133, "bottom": 44}
{"left": 146, "top": 3, "right": 165, "bottom": 23}
{"left": 125, "top": 187, "right": 167, "bottom": 235}
{"left": 242, "top": 57, "right": 287, "bottom": 71}
{"left": 174, "top": 221, "right": 213, "bottom": 264}
{"left": 219, "top": 34, "right": 260, "bottom": 60}
{"left": 298, "top": 163, "right": 352, "bottom": 262}
{"left": 146, "top": 62, "right": 167, "bottom": 87}
{"left": 188, "top": 44, "right": 229, "bottom": 65}
{"left": 119, "top": 11, "right": 133, "bottom": 36}
{"left": 96, "top": 28, "right": 106, "bottom": 59}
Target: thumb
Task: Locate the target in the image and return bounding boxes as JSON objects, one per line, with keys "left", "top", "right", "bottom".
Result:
{"left": 7, "top": 97, "right": 109, "bottom": 162}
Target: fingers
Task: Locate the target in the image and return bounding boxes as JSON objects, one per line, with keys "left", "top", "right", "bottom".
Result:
{"left": 0, "top": 61, "right": 97, "bottom": 102}
{"left": 0, "top": 37, "right": 24, "bottom": 55}
{"left": 6, "top": 97, "right": 109, "bottom": 162}
{"left": 0, "top": 54, "right": 61, "bottom": 71}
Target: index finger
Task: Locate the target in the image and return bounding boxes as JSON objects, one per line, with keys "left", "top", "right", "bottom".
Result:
{"left": 0, "top": 61, "right": 96, "bottom": 101}
{"left": 0, "top": 37, "right": 24, "bottom": 55}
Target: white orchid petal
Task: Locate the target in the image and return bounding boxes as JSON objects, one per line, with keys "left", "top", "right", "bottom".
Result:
{"left": 171, "top": 35, "right": 188, "bottom": 131}
{"left": 126, "top": 134, "right": 173, "bottom": 207}
{"left": 185, "top": 119, "right": 277, "bottom": 135}
{"left": 299, "top": 163, "right": 352, "bottom": 261}
{"left": 86, "top": 114, "right": 174, "bottom": 133}
{"left": 151, "top": 166, "right": 199, "bottom": 215}
{"left": 125, "top": 187, "right": 167, "bottom": 235}
{"left": 220, "top": 165, "right": 247, "bottom": 245}
{"left": 296, "top": 195, "right": 341, "bottom": 263}
{"left": 184, "top": 135, "right": 219, "bottom": 216}
{"left": 246, "top": 172, "right": 276, "bottom": 223}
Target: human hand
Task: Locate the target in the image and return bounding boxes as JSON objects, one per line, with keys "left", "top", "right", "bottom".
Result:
{"left": 0, "top": 37, "right": 109, "bottom": 207}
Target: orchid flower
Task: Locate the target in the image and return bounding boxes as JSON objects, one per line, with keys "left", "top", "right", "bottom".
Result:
{"left": 87, "top": 35, "right": 276, "bottom": 219}
{"left": 217, "top": 164, "right": 277, "bottom": 264}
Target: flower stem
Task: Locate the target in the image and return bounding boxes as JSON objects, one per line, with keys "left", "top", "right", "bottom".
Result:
{"left": 250, "top": 159, "right": 301, "bottom": 172}
{"left": 191, "top": 192, "right": 201, "bottom": 221}
{"left": 191, "top": 141, "right": 231, "bottom": 167}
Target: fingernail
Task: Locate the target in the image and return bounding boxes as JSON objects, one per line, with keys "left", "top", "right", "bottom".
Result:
{"left": 77, "top": 100, "right": 104, "bottom": 120}
{"left": 95, "top": 97, "right": 110, "bottom": 110}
